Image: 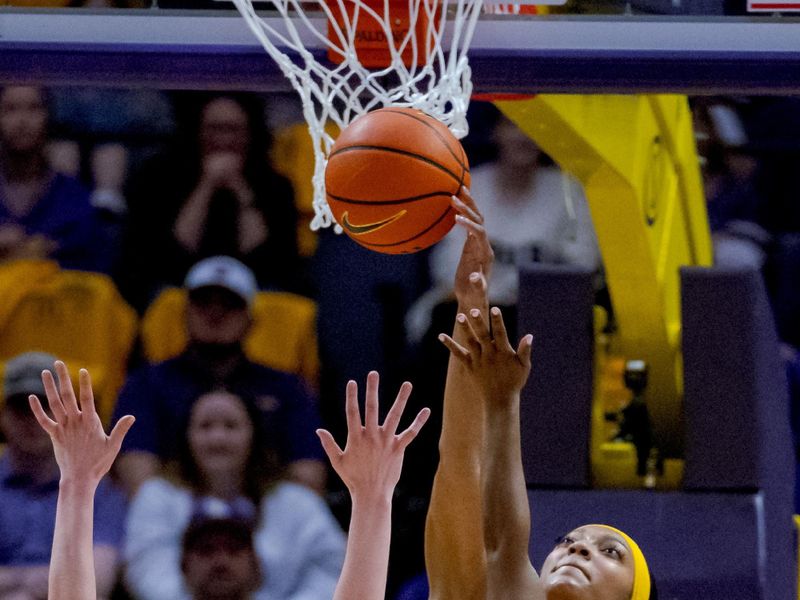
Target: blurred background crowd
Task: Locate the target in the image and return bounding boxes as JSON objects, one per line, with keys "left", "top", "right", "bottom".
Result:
{"left": 1, "top": 79, "right": 798, "bottom": 600}
{"left": 1, "top": 4, "right": 800, "bottom": 595}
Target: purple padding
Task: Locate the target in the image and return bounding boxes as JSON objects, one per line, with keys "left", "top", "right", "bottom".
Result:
{"left": 528, "top": 489, "right": 774, "bottom": 599}
{"left": 680, "top": 266, "right": 795, "bottom": 599}
{"left": 681, "top": 266, "right": 792, "bottom": 489}
{"left": 518, "top": 265, "right": 595, "bottom": 488}
{"left": 3, "top": 43, "right": 800, "bottom": 95}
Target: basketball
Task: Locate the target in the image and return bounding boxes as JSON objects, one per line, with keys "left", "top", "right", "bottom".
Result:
{"left": 324, "top": 107, "right": 471, "bottom": 254}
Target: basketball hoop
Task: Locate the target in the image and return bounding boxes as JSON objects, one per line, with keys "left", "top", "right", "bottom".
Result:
{"left": 229, "top": 0, "right": 483, "bottom": 231}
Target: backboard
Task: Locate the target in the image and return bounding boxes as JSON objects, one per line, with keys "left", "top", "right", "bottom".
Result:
{"left": 1, "top": 4, "right": 799, "bottom": 94}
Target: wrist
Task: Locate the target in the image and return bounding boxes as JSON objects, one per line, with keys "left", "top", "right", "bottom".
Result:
{"left": 482, "top": 384, "right": 520, "bottom": 401}
{"left": 349, "top": 486, "right": 394, "bottom": 508}
{"left": 59, "top": 476, "right": 99, "bottom": 498}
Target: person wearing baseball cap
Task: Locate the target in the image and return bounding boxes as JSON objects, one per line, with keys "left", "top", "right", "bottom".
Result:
{"left": 184, "top": 255, "right": 258, "bottom": 310}
{"left": 112, "top": 256, "right": 325, "bottom": 497}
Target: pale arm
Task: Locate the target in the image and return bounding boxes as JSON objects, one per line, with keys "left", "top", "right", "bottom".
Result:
{"left": 425, "top": 190, "right": 493, "bottom": 600}
{"left": 316, "top": 372, "right": 429, "bottom": 600}
{"left": 50, "top": 479, "right": 97, "bottom": 599}
{"left": 28, "top": 362, "right": 134, "bottom": 600}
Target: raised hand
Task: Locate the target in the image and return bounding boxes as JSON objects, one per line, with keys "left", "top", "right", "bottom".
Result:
{"left": 316, "top": 371, "right": 430, "bottom": 500}
{"left": 452, "top": 187, "right": 493, "bottom": 307}
{"left": 28, "top": 361, "right": 134, "bottom": 488}
{"left": 318, "top": 372, "right": 430, "bottom": 600}
{"left": 439, "top": 307, "right": 533, "bottom": 403}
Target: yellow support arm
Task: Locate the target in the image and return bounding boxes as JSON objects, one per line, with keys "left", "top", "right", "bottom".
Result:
{"left": 496, "top": 95, "right": 712, "bottom": 459}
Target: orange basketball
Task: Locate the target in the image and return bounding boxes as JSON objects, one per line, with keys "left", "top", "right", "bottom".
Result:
{"left": 325, "top": 107, "right": 470, "bottom": 254}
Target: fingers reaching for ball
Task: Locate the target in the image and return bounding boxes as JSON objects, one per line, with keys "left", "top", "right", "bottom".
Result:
{"left": 452, "top": 186, "right": 483, "bottom": 226}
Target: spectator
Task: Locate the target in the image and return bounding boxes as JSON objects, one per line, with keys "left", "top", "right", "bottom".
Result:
{"left": 693, "top": 99, "right": 772, "bottom": 270}
{"left": 124, "top": 389, "right": 345, "bottom": 600}
{"left": 119, "top": 92, "right": 302, "bottom": 311}
{"left": 0, "top": 352, "right": 125, "bottom": 599}
{"left": 113, "top": 256, "right": 326, "bottom": 495}
{"left": 181, "top": 516, "right": 263, "bottom": 600}
{"left": 0, "top": 85, "right": 111, "bottom": 272}
{"left": 399, "top": 115, "right": 602, "bottom": 498}
{"left": 406, "top": 113, "right": 601, "bottom": 344}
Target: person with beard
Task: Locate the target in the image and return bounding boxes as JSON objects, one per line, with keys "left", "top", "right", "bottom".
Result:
{"left": 112, "top": 256, "right": 324, "bottom": 496}
{"left": 0, "top": 86, "right": 109, "bottom": 272}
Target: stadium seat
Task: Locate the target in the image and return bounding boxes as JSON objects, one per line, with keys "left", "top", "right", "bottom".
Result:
{"left": 271, "top": 120, "right": 340, "bottom": 257}
{"left": 0, "top": 261, "right": 137, "bottom": 422}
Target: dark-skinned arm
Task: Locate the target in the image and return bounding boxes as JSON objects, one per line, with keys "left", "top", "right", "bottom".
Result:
{"left": 424, "top": 189, "right": 493, "bottom": 600}
{"left": 440, "top": 308, "right": 539, "bottom": 600}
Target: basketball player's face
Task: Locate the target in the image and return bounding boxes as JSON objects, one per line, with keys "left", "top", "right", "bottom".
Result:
{"left": 0, "top": 86, "right": 48, "bottom": 154}
{"left": 200, "top": 98, "right": 250, "bottom": 158}
{"left": 186, "top": 287, "right": 251, "bottom": 346}
{"left": 540, "top": 526, "right": 634, "bottom": 600}
{"left": 189, "top": 391, "right": 254, "bottom": 479}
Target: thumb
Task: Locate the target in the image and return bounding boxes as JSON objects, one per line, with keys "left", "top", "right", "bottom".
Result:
{"left": 108, "top": 415, "right": 136, "bottom": 452}
{"left": 517, "top": 334, "right": 534, "bottom": 370}
{"left": 316, "top": 429, "right": 343, "bottom": 465}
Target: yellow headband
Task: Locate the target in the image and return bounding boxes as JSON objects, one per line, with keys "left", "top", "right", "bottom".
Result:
{"left": 590, "top": 525, "right": 651, "bottom": 600}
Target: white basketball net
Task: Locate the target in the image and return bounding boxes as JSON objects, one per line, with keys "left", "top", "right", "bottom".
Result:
{"left": 230, "top": 0, "right": 483, "bottom": 230}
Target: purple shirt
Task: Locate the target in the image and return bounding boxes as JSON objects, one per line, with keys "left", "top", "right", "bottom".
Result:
{"left": 0, "top": 456, "right": 126, "bottom": 565}
{"left": 113, "top": 352, "right": 323, "bottom": 464}
{"left": 0, "top": 171, "right": 111, "bottom": 273}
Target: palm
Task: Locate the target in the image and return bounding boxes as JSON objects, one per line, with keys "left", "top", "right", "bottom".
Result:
{"left": 29, "top": 361, "right": 134, "bottom": 488}
{"left": 335, "top": 427, "right": 405, "bottom": 493}
{"left": 440, "top": 308, "right": 533, "bottom": 403}
{"left": 50, "top": 412, "right": 120, "bottom": 482}
{"left": 317, "top": 372, "right": 429, "bottom": 498}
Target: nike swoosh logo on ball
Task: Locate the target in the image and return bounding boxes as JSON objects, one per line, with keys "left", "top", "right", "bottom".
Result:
{"left": 341, "top": 210, "right": 407, "bottom": 235}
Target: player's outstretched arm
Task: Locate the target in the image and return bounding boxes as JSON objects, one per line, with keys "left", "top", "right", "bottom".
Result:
{"left": 425, "top": 187, "right": 493, "bottom": 600}
{"left": 440, "top": 308, "right": 538, "bottom": 600}
{"left": 28, "top": 361, "right": 135, "bottom": 600}
{"left": 317, "top": 371, "right": 429, "bottom": 600}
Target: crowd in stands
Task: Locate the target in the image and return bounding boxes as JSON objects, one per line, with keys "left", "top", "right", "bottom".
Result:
{"left": 1, "top": 81, "right": 800, "bottom": 599}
